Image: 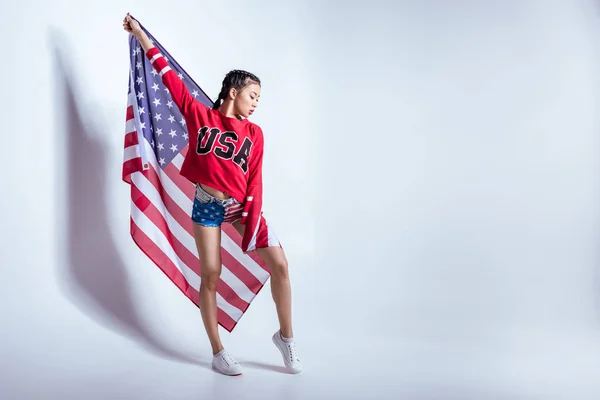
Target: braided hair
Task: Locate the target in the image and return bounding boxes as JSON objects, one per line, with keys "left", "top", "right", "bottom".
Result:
{"left": 212, "top": 69, "right": 261, "bottom": 110}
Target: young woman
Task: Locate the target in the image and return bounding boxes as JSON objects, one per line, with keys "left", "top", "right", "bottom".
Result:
{"left": 123, "top": 13, "right": 302, "bottom": 376}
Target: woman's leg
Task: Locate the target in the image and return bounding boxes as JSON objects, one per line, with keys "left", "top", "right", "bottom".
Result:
{"left": 193, "top": 223, "right": 225, "bottom": 355}
{"left": 259, "top": 246, "right": 293, "bottom": 339}
{"left": 233, "top": 222, "right": 293, "bottom": 338}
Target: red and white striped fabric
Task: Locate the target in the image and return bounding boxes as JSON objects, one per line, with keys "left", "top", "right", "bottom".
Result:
{"left": 122, "top": 84, "right": 272, "bottom": 332}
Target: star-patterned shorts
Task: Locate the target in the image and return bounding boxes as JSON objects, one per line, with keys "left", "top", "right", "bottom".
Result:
{"left": 191, "top": 184, "right": 244, "bottom": 227}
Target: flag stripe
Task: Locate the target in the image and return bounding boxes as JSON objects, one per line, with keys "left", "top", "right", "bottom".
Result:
{"left": 123, "top": 146, "right": 140, "bottom": 163}
{"left": 125, "top": 119, "right": 136, "bottom": 137}
{"left": 126, "top": 104, "right": 134, "bottom": 121}
{"left": 123, "top": 158, "right": 143, "bottom": 182}
{"left": 172, "top": 151, "right": 185, "bottom": 170}
{"left": 124, "top": 130, "right": 139, "bottom": 147}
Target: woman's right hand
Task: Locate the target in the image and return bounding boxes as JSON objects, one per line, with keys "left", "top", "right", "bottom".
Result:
{"left": 123, "top": 13, "right": 142, "bottom": 36}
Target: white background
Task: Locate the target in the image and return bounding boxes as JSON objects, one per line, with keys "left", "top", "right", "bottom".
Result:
{"left": 2, "top": 1, "right": 600, "bottom": 399}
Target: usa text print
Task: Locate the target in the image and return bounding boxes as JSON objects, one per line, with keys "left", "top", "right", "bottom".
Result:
{"left": 196, "top": 126, "right": 253, "bottom": 174}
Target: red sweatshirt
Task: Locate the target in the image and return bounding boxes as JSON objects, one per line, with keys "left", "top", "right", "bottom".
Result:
{"left": 145, "top": 47, "right": 266, "bottom": 253}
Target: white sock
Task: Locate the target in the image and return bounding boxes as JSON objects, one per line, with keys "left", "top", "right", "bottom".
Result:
{"left": 214, "top": 349, "right": 226, "bottom": 358}
{"left": 280, "top": 331, "right": 294, "bottom": 343}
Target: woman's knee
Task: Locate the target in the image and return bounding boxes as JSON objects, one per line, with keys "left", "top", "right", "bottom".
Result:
{"left": 200, "top": 267, "right": 221, "bottom": 290}
{"left": 270, "top": 258, "right": 289, "bottom": 280}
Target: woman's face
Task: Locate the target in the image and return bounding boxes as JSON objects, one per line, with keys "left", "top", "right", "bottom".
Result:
{"left": 232, "top": 83, "right": 260, "bottom": 118}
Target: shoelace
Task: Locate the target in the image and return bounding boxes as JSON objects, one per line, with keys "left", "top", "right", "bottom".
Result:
{"left": 286, "top": 341, "right": 300, "bottom": 362}
{"left": 221, "top": 352, "right": 238, "bottom": 367}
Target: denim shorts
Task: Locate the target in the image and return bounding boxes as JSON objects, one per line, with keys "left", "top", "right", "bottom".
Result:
{"left": 191, "top": 184, "right": 243, "bottom": 227}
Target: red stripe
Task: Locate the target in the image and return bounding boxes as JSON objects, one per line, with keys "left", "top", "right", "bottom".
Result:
{"left": 126, "top": 105, "right": 134, "bottom": 121}
{"left": 122, "top": 157, "right": 143, "bottom": 183}
{"left": 124, "top": 131, "right": 138, "bottom": 147}
{"left": 215, "top": 280, "right": 250, "bottom": 314}
{"left": 146, "top": 47, "right": 159, "bottom": 57}
{"left": 256, "top": 216, "right": 270, "bottom": 250}
{"left": 216, "top": 308, "right": 236, "bottom": 332}
{"left": 180, "top": 145, "right": 189, "bottom": 158}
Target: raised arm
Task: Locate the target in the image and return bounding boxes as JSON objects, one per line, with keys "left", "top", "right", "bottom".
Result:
{"left": 123, "top": 13, "right": 203, "bottom": 120}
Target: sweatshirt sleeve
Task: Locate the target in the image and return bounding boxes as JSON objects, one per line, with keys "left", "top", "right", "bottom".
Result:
{"left": 240, "top": 126, "right": 265, "bottom": 253}
{"left": 145, "top": 47, "right": 208, "bottom": 122}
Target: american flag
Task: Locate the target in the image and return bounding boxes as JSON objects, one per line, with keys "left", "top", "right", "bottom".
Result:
{"left": 121, "top": 22, "right": 271, "bottom": 332}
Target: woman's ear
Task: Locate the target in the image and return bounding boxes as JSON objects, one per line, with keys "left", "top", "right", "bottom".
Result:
{"left": 228, "top": 87, "right": 237, "bottom": 100}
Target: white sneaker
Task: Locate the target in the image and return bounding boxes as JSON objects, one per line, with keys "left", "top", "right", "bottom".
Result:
{"left": 212, "top": 350, "right": 243, "bottom": 376}
{"left": 272, "top": 331, "right": 303, "bottom": 374}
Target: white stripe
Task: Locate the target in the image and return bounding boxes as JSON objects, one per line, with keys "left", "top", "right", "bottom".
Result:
{"left": 149, "top": 53, "right": 162, "bottom": 63}
{"left": 247, "top": 216, "right": 261, "bottom": 252}
{"left": 138, "top": 142, "right": 257, "bottom": 302}
{"left": 216, "top": 292, "right": 243, "bottom": 321}
{"left": 159, "top": 66, "right": 172, "bottom": 77}
{"left": 225, "top": 205, "right": 243, "bottom": 214}
{"left": 131, "top": 179, "right": 243, "bottom": 322}
{"left": 223, "top": 216, "right": 241, "bottom": 224}
{"left": 247, "top": 196, "right": 253, "bottom": 201}
{"left": 125, "top": 118, "right": 135, "bottom": 134}
{"left": 219, "top": 267, "right": 256, "bottom": 304}
{"left": 123, "top": 145, "right": 139, "bottom": 162}
{"left": 172, "top": 152, "right": 184, "bottom": 170}
{"left": 224, "top": 212, "right": 243, "bottom": 222}
{"left": 221, "top": 232, "right": 270, "bottom": 281}
{"left": 224, "top": 212, "right": 243, "bottom": 220}
{"left": 265, "top": 217, "right": 280, "bottom": 247}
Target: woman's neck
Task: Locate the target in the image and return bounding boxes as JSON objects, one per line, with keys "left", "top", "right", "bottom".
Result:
{"left": 218, "top": 100, "right": 242, "bottom": 120}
